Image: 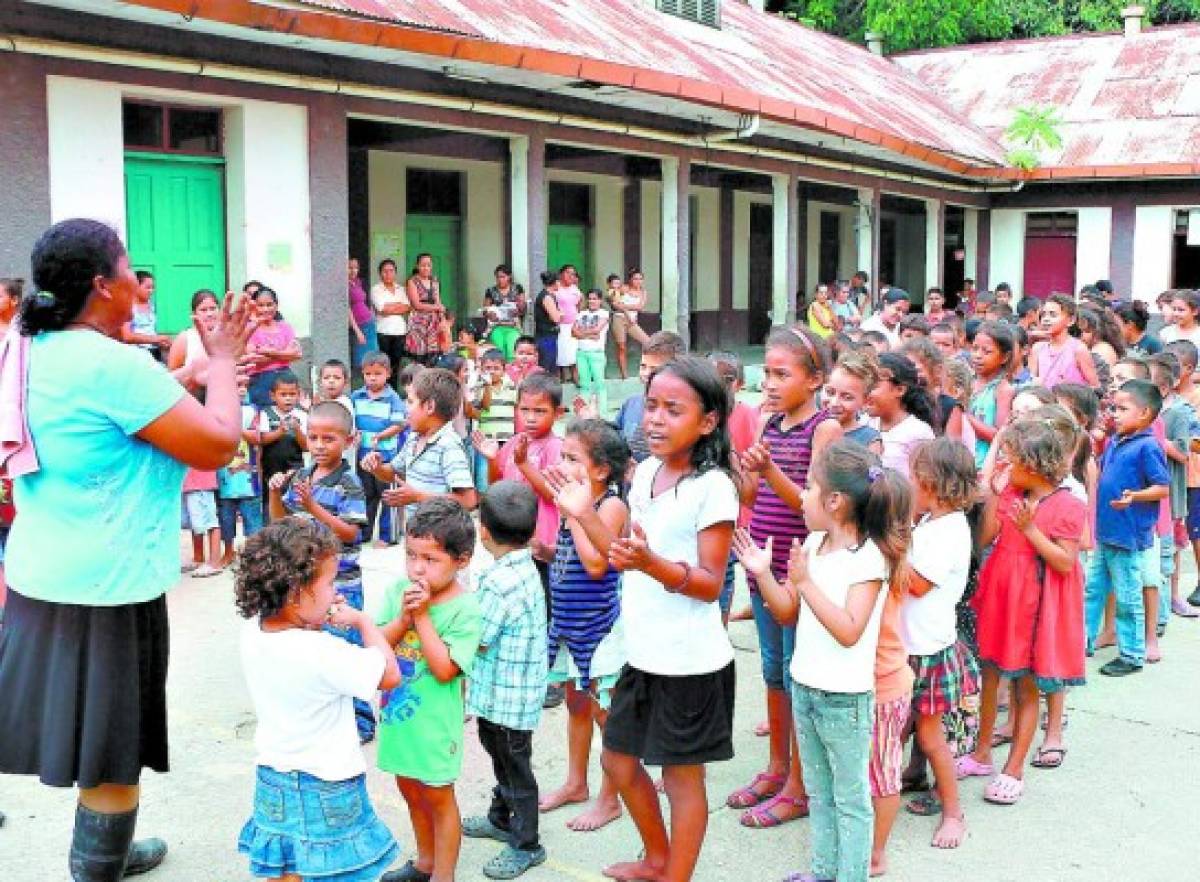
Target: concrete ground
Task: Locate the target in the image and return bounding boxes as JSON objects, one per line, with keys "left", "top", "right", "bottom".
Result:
{"left": 3, "top": 539, "right": 1199, "bottom": 882}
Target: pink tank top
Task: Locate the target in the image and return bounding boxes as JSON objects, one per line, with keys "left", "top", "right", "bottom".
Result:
{"left": 1036, "top": 337, "right": 1088, "bottom": 387}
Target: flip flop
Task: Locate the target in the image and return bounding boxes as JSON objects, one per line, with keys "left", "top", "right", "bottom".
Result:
{"left": 740, "top": 794, "right": 809, "bottom": 828}
{"left": 954, "top": 755, "right": 995, "bottom": 780}
{"left": 905, "top": 791, "right": 943, "bottom": 817}
{"left": 726, "top": 772, "right": 785, "bottom": 808}
{"left": 984, "top": 773, "right": 1024, "bottom": 805}
{"left": 1031, "top": 747, "right": 1067, "bottom": 769}
{"left": 990, "top": 732, "right": 1013, "bottom": 748}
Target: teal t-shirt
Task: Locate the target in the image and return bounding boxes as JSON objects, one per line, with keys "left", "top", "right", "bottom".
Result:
{"left": 7, "top": 330, "right": 186, "bottom": 605}
{"left": 375, "top": 581, "right": 481, "bottom": 783}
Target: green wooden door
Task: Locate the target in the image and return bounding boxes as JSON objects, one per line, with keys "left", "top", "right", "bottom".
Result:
{"left": 548, "top": 223, "right": 592, "bottom": 290}
{"left": 406, "top": 214, "right": 463, "bottom": 319}
{"left": 124, "top": 154, "right": 227, "bottom": 333}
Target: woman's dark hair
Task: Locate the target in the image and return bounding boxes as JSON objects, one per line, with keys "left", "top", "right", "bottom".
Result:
{"left": 1045, "top": 293, "right": 1077, "bottom": 319}
{"left": 765, "top": 325, "right": 831, "bottom": 381}
{"left": 566, "top": 418, "right": 632, "bottom": 492}
{"left": 20, "top": 219, "right": 126, "bottom": 336}
{"left": 411, "top": 252, "right": 434, "bottom": 276}
{"left": 234, "top": 517, "right": 339, "bottom": 619}
{"left": 540, "top": 270, "right": 558, "bottom": 287}
{"left": 377, "top": 257, "right": 397, "bottom": 274}
{"left": 255, "top": 286, "right": 279, "bottom": 305}
{"left": 435, "top": 352, "right": 467, "bottom": 375}
{"left": 974, "top": 320, "right": 1016, "bottom": 370}
{"left": 135, "top": 270, "right": 154, "bottom": 284}
{"left": 646, "top": 356, "right": 733, "bottom": 481}
{"left": 878, "top": 352, "right": 938, "bottom": 430}
{"left": 1052, "top": 383, "right": 1099, "bottom": 431}
{"left": 1115, "top": 300, "right": 1150, "bottom": 332}
{"left": 1078, "top": 306, "right": 1126, "bottom": 358}
{"left": 190, "top": 288, "right": 218, "bottom": 312}
{"left": 811, "top": 441, "right": 912, "bottom": 594}
{"left": 494, "top": 263, "right": 512, "bottom": 277}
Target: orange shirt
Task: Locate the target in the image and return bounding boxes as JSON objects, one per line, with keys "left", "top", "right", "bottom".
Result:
{"left": 874, "top": 588, "right": 915, "bottom": 703}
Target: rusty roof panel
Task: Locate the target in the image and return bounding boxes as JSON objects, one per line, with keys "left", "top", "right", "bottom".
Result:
{"left": 896, "top": 24, "right": 1200, "bottom": 168}
{"left": 292, "top": 0, "right": 1007, "bottom": 165}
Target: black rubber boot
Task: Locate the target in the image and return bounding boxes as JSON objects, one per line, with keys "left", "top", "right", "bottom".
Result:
{"left": 68, "top": 804, "right": 167, "bottom": 881}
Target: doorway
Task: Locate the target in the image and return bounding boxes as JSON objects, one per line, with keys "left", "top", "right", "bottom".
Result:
{"left": 406, "top": 168, "right": 464, "bottom": 319}
{"left": 548, "top": 182, "right": 594, "bottom": 288}
{"left": 1173, "top": 210, "right": 1200, "bottom": 289}
{"left": 1023, "top": 212, "right": 1077, "bottom": 297}
{"left": 748, "top": 203, "right": 773, "bottom": 345}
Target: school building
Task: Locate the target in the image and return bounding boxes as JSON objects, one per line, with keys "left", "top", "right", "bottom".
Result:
{"left": 1, "top": 0, "right": 1198, "bottom": 362}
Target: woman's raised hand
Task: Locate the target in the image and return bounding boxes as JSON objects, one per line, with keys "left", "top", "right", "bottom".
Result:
{"left": 198, "top": 291, "right": 255, "bottom": 362}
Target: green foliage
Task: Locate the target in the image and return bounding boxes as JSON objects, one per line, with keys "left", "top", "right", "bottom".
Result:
{"left": 769, "top": 0, "right": 1200, "bottom": 48}
{"left": 1003, "top": 105, "right": 1065, "bottom": 170}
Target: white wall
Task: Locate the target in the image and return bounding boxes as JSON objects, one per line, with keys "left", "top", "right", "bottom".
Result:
{"left": 1075, "top": 207, "right": 1112, "bottom": 290}
{"left": 640, "top": 179, "right": 662, "bottom": 312}
{"left": 692, "top": 187, "right": 720, "bottom": 311}
{"left": 989, "top": 209, "right": 1026, "bottom": 295}
{"left": 804, "top": 200, "right": 856, "bottom": 293}
{"left": 1132, "top": 206, "right": 1175, "bottom": 305}
{"left": 46, "top": 77, "right": 125, "bottom": 235}
{"left": 46, "top": 76, "right": 314, "bottom": 335}
{"left": 367, "top": 151, "right": 504, "bottom": 312}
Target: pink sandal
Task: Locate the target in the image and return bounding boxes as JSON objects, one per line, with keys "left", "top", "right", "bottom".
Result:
{"left": 740, "top": 793, "right": 809, "bottom": 828}
{"left": 725, "top": 772, "right": 785, "bottom": 809}
{"left": 954, "top": 755, "right": 995, "bottom": 780}
{"left": 984, "top": 773, "right": 1024, "bottom": 805}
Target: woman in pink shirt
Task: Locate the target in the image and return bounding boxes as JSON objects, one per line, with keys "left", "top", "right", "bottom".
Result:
{"left": 246, "top": 287, "right": 301, "bottom": 406}
{"left": 348, "top": 257, "right": 377, "bottom": 370}
{"left": 556, "top": 264, "right": 582, "bottom": 384}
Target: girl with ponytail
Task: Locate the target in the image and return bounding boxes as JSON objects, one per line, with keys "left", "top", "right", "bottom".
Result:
{"left": 733, "top": 440, "right": 912, "bottom": 882}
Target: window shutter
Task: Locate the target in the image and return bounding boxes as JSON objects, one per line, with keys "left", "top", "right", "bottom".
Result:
{"left": 658, "top": 0, "right": 721, "bottom": 29}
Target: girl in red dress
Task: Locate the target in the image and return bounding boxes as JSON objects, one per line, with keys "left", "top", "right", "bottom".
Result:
{"left": 955, "top": 418, "right": 1086, "bottom": 806}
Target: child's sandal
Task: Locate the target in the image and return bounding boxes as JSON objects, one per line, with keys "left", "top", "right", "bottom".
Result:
{"left": 725, "top": 772, "right": 785, "bottom": 809}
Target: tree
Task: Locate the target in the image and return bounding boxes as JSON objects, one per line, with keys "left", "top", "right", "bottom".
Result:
{"left": 1003, "top": 105, "right": 1065, "bottom": 170}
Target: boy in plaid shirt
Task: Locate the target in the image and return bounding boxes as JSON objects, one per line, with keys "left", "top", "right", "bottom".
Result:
{"left": 462, "top": 481, "right": 548, "bottom": 879}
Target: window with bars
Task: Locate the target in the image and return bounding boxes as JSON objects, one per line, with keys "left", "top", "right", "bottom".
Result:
{"left": 657, "top": 0, "right": 721, "bottom": 29}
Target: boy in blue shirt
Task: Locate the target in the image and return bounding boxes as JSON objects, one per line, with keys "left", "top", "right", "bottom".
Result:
{"left": 1087, "top": 379, "right": 1170, "bottom": 677}
{"left": 613, "top": 331, "right": 684, "bottom": 464}
{"left": 268, "top": 401, "right": 374, "bottom": 739}
{"left": 351, "top": 351, "right": 407, "bottom": 545}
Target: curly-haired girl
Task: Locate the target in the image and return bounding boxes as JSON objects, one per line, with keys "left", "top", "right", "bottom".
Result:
{"left": 957, "top": 420, "right": 1086, "bottom": 807}
{"left": 234, "top": 517, "right": 401, "bottom": 882}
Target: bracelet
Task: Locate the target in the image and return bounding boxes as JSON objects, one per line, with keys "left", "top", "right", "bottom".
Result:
{"left": 669, "top": 561, "right": 692, "bottom": 595}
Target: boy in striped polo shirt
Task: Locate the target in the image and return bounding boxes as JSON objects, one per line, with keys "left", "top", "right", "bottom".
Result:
{"left": 474, "top": 348, "right": 519, "bottom": 492}
{"left": 351, "top": 351, "right": 407, "bottom": 545}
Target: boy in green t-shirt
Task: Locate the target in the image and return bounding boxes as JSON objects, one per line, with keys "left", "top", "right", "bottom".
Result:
{"left": 376, "top": 498, "right": 482, "bottom": 882}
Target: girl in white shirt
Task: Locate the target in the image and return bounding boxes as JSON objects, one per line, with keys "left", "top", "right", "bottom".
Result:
{"left": 602, "top": 357, "right": 739, "bottom": 882}
{"left": 868, "top": 352, "right": 938, "bottom": 478}
{"left": 235, "top": 518, "right": 402, "bottom": 882}
{"left": 733, "top": 441, "right": 912, "bottom": 882}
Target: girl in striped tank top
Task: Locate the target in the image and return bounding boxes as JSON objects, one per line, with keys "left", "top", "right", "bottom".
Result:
{"left": 541, "top": 420, "right": 631, "bottom": 832}
{"left": 727, "top": 326, "right": 842, "bottom": 828}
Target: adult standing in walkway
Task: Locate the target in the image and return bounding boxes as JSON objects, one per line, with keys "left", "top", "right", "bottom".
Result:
{"left": 482, "top": 263, "right": 526, "bottom": 361}
{"left": 533, "top": 270, "right": 561, "bottom": 371}
{"left": 404, "top": 252, "right": 447, "bottom": 365}
{"left": 348, "top": 257, "right": 377, "bottom": 372}
{"left": 610, "top": 268, "right": 650, "bottom": 380}
{"left": 555, "top": 264, "right": 582, "bottom": 384}
{"left": 166, "top": 288, "right": 221, "bottom": 393}
{"left": 0, "top": 218, "right": 251, "bottom": 881}
{"left": 244, "top": 286, "right": 301, "bottom": 407}
{"left": 371, "top": 257, "right": 410, "bottom": 384}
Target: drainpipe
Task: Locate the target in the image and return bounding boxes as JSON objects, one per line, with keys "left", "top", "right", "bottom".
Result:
{"left": 1122, "top": 6, "right": 1145, "bottom": 36}
{"left": 702, "top": 113, "right": 760, "bottom": 145}
{"left": 865, "top": 32, "right": 885, "bottom": 56}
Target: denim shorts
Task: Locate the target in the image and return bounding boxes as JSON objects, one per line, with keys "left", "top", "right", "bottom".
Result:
{"left": 181, "top": 490, "right": 218, "bottom": 535}
{"left": 718, "top": 554, "right": 737, "bottom": 619}
{"left": 1139, "top": 537, "right": 1162, "bottom": 588}
{"left": 751, "top": 589, "right": 796, "bottom": 691}
{"left": 238, "top": 766, "right": 398, "bottom": 882}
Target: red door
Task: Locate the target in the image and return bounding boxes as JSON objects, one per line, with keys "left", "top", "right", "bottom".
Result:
{"left": 1023, "top": 235, "right": 1076, "bottom": 298}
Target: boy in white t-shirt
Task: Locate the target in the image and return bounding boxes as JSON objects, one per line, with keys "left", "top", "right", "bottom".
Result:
{"left": 901, "top": 439, "right": 979, "bottom": 851}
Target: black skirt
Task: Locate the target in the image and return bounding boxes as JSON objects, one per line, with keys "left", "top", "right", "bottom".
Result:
{"left": 0, "top": 588, "right": 170, "bottom": 788}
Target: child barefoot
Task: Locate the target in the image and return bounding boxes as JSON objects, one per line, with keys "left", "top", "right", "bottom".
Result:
{"left": 903, "top": 439, "right": 979, "bottom": 850}
{"left": 235, "top": 518, "right": 401, "bottom": 882}
{"left": 734, "top": 441, "right": 912, "bottom": 882}
{"left": 959, "top": 419, "right": 1088, "bottom": 804}
{"left": 541, "top": 420, "right": 631, "bottom": 832}
{"left": 376, "top": 500, "right": 483, "bottom": 882}
{"left": 602, "top": 357, "right": 740, "bottom": 882}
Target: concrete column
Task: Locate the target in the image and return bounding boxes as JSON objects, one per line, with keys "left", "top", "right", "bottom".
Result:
{"left": 0, "top": 53, "right": 51, "bottom": 275}
{"left": 307, "top": 94, "right": 349, "bottom": 366}
{"left": 786, "top": 174, "right": 801, "bottom": 323}
{"left": 856, "top": 187, "right": 875, "bottom": 286}
{"left": 1111, "top": 199, "right": 1136, "bottom": 301}
{"left": 508, "top": 136, "right": 529, "bottom": 292}
{"left": 661, "top": 154, "right": 691, "bottom": 343}
{"left": 771, "top": 172, "right": 791, "bottom": 326}
{"left": 977, "top": 209, "right": 991, "bottom": 292}
{"left": 925, "top": 198, "right": 944, "bottom": 296}
{"left": 963, "top": 208, "right": 979, "bottom": 283}
{"left": 526, "top": 131, "right": 547, "bottom": 289}
{"left": 795, "top": 182, "right": 808, "bottom": 318}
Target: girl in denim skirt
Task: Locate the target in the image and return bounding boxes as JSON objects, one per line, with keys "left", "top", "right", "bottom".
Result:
{"left": 234, "top": 518, "right": 402, "bottom": 882}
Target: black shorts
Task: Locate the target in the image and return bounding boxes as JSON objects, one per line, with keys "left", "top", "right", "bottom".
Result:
{"left": 603, "top": 661, "right": 736, "bottom": 767}
{"left": 0, "top": 588, "right": 170, "bottom": 788}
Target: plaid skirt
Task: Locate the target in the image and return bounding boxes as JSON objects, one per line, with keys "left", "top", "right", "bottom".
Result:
{"left": 910, "top": 641, "right": 980, "bottom": 717}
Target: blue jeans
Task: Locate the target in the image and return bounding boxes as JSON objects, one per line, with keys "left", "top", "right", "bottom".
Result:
{"left": 324, "top": 582, "right": 376, "bottom": 741}
{"left": 1159, "top": 533, "right": 1174, "bottom": 626}
{"left": 217, "top": 496, "right": 264, "bottom": 544}
{"left": 1086, "top": 543, "right": 1145, "bottom": 666}
{"left": 791, "top": 681, "right": 873, "bottom": 882}
{"left": 751, "top": 589, "right": 796, "bottom": 691}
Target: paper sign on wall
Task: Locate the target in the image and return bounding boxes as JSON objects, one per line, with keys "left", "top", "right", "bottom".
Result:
{"left": 267, "top": 242, "right": 293, "bottom": 273}
{"left": 372, "top": 232, "right": 405, "bottom": 263}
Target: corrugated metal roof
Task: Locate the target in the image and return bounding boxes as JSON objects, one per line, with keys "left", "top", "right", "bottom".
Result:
{"left": 895, "top": 24, "right": 1200, "bottom": 169}
{"left": 291, "top": 0, "right": 1007, "bottom": 165}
